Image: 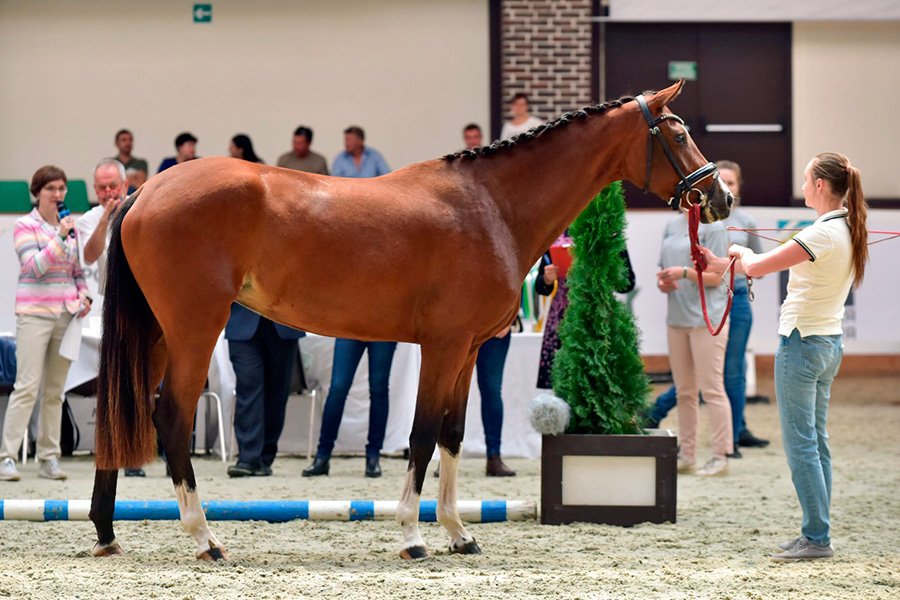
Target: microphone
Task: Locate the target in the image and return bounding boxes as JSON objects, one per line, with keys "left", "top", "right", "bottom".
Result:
{"left": 57, "top": 201, "right": 75, "bottom": 238}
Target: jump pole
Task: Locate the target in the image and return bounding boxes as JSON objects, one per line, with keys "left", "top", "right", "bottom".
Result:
{"left": 0, "top": 499, "right": 537, "bottom": 523}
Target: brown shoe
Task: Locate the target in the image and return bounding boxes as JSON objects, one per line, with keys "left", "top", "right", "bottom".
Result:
{"left": 486, "top": 455, "right": 516, "bottom": 477}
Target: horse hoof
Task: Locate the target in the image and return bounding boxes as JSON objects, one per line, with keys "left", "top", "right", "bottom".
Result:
{"left": 399, "top": 545, "right": 431, "bottom": 560}
{"left": 450, "top": 539, "right": 482, "bottom": 555}
{"left": 92, "top": 541, "right": 124, "bottom": 557}
{"left": 198, "top": 546, "right": 231, "bottom": 562}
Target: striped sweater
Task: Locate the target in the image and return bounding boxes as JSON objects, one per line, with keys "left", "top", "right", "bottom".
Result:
{"left": 13, "top": 208, "right": 88, "bottom": 317}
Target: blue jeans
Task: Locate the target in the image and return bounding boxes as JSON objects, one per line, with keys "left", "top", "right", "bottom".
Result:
{"left": 648, "top": 286, "right": 752, "bottom": 444}
{"left": 724, "top": 286, "right": 752, "bottom": 441}
{"left": 476, "top": 334, "right": 511, "bottom": 457}
{"left": 775, "top": 329, "right": 843, "bottom": 546}
{"left": 316, "top": 339, "right": 397, "bottom": 459}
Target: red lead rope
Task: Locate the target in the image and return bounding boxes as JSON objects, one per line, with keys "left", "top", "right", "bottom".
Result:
{"left": 689, "top": 203, "right": 734, "bottom": 336}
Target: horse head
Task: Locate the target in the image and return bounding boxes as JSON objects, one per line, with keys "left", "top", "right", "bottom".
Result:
{"left": 625, "top": 80, "right": 733, "bottom": 223}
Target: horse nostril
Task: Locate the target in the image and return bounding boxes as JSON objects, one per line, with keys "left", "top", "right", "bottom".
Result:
{"left": 727, "top": 194, "right": 734, "bottom": 208}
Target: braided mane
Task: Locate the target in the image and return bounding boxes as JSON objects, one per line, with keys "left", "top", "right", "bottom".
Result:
{"left": 442, "top": 95, "right": 639, "bottom": 162}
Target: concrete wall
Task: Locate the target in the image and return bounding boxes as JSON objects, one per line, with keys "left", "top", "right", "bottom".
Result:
{"left": 792, "top": 21, "right": 900, "bottom": 200}
{"left": 0, "top": 0, "right": 490, "bottom": 193}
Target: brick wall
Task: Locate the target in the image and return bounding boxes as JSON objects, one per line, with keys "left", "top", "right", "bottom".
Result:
{"left": 500, "top": 0, "right": 595, "bottom": 125}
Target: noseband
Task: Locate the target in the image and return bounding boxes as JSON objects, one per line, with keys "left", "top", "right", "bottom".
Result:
{"left": 636, "top": 94, "right": 718, "bottom": 211}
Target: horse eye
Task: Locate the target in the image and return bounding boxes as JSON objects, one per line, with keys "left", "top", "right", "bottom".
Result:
{"left": 675, "top": 134, "right": 686, "bottom": 144}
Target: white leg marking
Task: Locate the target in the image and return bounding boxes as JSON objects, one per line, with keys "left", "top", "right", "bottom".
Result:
{"left": 175, "top": 482, "right": 224, "bottom": 558}
{"left": 396, "top": 467, "right": 425, "bottom": 552}
{"left": 436, "top": 445, "right": 474, "bottom": 549}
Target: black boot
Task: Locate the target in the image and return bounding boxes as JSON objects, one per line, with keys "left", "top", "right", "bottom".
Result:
{"left": 738, "top": 429, "right": 770, "bottom": 448}
{"left": 302, "top": 456, "right": 330, "bottom": 477}
{"left": 365, "top": 455, "right": 382, "bottom": 478}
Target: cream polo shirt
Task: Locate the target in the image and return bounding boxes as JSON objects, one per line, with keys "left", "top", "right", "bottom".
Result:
{"left": 778, "top": 209, "right": 853, "bottom": 337}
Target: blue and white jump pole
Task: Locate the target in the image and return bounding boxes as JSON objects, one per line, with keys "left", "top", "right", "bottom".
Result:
{"left": 0, "top": 499, "right": 536, "bottom": 523}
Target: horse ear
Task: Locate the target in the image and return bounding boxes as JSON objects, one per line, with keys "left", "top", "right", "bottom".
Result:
{"left": 647, "top": 80, "right": 685, "bottom": 111}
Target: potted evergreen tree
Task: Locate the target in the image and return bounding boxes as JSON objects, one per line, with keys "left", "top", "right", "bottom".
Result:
{"left": 538, "top": 182, "right": 677, "bottom": 526}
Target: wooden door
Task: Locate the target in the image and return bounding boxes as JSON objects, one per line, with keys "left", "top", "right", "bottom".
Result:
{"left": 604, "top": 22, "right": 792, "bottom": 207}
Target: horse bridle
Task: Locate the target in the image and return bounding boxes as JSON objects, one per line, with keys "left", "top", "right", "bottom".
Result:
{"left": 635, "top": 94, "right": 719, "bottom": 211}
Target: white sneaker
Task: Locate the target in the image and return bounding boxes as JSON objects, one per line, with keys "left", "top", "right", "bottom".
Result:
{"left": 677, "top": 455, "right": 696, "bottom": 474}
{"left": 772, "top": 536, "right": 834, "bottom": 560}
{"left": 38, "top": 457, "right": 67, "bottom": 480}
{"left": 0, "top": 457, "right": 21, "bottom": 481}
{"left": 697, "top": 456, "right": 729, "bottom": 477}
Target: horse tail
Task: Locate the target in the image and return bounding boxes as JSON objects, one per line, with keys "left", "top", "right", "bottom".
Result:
{"left": 95, "top": 189, "right": 159, "bottom": 470}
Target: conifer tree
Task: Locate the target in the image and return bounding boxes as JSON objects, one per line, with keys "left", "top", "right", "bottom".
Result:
{"left": 551, "top": 182, "right": 651, "bottom": 434}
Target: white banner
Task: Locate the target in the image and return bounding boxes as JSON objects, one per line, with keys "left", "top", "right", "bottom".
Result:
{"left": 622, "top": 207, "right": 900, "bottom": 355}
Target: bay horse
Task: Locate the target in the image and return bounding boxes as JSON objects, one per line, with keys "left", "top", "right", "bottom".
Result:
{"left": 90, "top": 80, "right": 732, "bottom": 561}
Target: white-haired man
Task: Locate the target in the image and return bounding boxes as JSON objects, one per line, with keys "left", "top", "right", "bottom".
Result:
{"left": 76, "top": 160, "right": 144, "bottom": 477}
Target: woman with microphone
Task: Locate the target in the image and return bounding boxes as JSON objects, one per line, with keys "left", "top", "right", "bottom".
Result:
{"left": 0, "top": 166, "right": 91, "bottom": 482}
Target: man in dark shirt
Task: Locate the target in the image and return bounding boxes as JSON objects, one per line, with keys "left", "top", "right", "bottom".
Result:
{"left": 158, "top": 132, "right": 198, "bottom": 173}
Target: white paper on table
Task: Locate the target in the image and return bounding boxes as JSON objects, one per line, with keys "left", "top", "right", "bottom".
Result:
{"left": 59, "top": 315, "right": 83, "bottom": 361}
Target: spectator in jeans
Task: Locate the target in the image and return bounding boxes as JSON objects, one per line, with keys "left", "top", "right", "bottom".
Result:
{"left": 303, "top": 125, "right": 394, "bottom": 478}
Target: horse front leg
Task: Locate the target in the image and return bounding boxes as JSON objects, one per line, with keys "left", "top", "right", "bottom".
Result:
{"left": 436, "top": 349, "right": 481, "bottom": 554}
{"left": 155, "top": 362, "right": 229, "bottom": 562}
{"left": 397, "top": 339, "right": 473, "bottom": 560}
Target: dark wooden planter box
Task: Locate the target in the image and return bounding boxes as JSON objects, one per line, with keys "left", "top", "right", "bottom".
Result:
{"left": 541, "top": 430, "right": 677, "bottom": 526}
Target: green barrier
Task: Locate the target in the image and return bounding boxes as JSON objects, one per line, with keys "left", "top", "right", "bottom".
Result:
{"left": 65, "top": 180, "right": 92, "bottom": 213}
{"left": 0, "top": 181, "right": 32, "bottom": 213}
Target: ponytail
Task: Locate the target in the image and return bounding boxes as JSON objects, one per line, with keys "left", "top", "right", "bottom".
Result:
{"left": 845, "top": 166, "right": 868, "bottom": 288}
{"left": 811, "top": 152, "right": 868, "bottom": 288}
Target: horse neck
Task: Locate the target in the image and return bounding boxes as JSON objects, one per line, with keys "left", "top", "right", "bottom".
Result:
{"left": 474, "top": 108, "right": 636, "bottom": 270}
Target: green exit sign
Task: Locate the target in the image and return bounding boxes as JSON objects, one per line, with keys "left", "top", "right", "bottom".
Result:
{"left": 668, "top": 61, "right": 697, "bottom": 81}
{"left": 193, "top": 3, "right": 212, "bottom": 23}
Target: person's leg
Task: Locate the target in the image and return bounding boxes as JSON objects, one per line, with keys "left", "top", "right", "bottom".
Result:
{"left": 667, "top": 326, "right": 699, "bottom": 462}
{"left": 35, "top": 313, "right": 74, "bottom": 462}
{"left": 647, "top": 385, "right": 678, "bottom": 425}
{"left": 1, "top": 315, "right": 55, "bottom": 460}
{"left": 690, "top": 325, "right": 733, "bottom": 458}
{"left": 775, "top": 330, "right": 833, "bottom": 547}
{"left": 476, "top": 334, "right": 511, "bottom": 458}
{"left": 228, "top": 336, "right": 266, "bottom": 468}
{"left": 260, "top": 323, "right": 298, "bottom": 468}
{"left": 724, "top": 288, "right": 751, "bottom": 444}
{"left": 365, "top": 341, "right": 398, "bottom": 458}
{"left": 816, "top": 338, "right": 843, "bottom": 508}
{"left": 315, "top": 338, "right": 366, "bottom": 459}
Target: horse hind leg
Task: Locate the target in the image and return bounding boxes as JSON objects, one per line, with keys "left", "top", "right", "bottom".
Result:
{"left": 396, "top": 339, "right": 474, "bottom": 560}
{"left": 155, "top": 340, "right": 229, "bottom": 561}
{"left": 90, "top": 332, "right": 167, "bottom": 557}
{"left": 436, "top": 349, "right": 481, "bottom": 555}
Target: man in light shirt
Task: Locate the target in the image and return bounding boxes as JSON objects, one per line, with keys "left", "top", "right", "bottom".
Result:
{"left": 331, "top": 126, "right": 390, "bottom": 178}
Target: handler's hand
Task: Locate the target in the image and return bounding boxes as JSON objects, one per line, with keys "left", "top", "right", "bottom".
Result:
{"left": 695, "top": 246, "right": 728, "bottom": 278}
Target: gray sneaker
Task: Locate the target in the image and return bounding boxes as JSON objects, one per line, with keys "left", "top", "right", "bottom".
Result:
{"left": 0, "top": 457, "right": 21, "bottom": 481}
{"left": 777, "top": 535, "right": 805, "bottom": 551}
{"left": 38, "top": 457, "right": 67, "bottom": 480}
{"left": 772, "top": 536, "right": 834, "bottom": 560}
